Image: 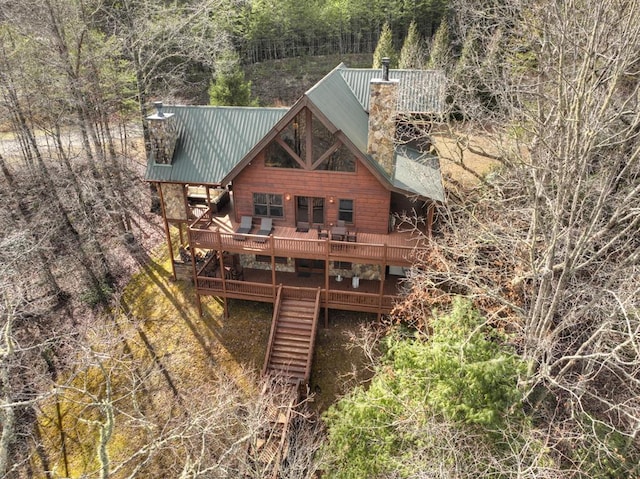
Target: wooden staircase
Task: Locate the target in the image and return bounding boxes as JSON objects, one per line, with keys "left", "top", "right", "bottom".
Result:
{"left": 262, "top": 285, "right": 321, "bottom": 384}
{"left": 247, "top": 286, "right": 320, "bottom": 478}
{"left": 247, "top": 380, "right": 299, "bottom": 479}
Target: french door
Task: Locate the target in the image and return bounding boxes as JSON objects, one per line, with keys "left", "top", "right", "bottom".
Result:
{"left": 296, "top": 196, "right": 324, "bottom": 226}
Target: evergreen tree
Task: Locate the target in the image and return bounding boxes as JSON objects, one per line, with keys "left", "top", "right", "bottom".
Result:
{"left": 372, "top": 22, "right": 398, "bottom": 68}
{"left": 209, "top": 51, "right": 258, "bottom": 106}
{"left": 399, "top": 21, "right": 426, "bottom": 69}
{"left": 322, "top": 299, "right": 534, "bottom": 478}
{"left": 428, "top": 17, "right": 451, "bottom": 70}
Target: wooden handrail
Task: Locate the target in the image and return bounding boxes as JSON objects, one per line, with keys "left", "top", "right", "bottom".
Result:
{"left": 262, "top": 284, "right": 283, "bottom": 376}
{"left": 304, "top": 288, "right": 322, "bottom": 384}
{"left": 188, "top": 206, "right": 213, "bottom": 230}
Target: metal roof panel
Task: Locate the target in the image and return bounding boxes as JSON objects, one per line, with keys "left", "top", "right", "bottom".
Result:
{"left": 305, "top": 67, "right": 370, "bottom": 154}
{"left": 339, "top": 67, "right": 446, "bottom": 113}
{"left": 145, "top": 106, "right": 287, "bottom": 184}
{"left": 393, "top": 146, "right": 445, "bottom": 202}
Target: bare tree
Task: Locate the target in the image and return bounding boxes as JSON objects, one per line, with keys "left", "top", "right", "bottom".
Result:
{"left": 395, "top": 0, "right": 640, "bottom": 473}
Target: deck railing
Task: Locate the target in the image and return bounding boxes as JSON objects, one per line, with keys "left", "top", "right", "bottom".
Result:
{"left": 195, "top": 276, "right": 396, "bottom": 314}
{"left": 190, "top": 228, "right": 416, "bottom": 266}
{"left": 189, "top": 207, "right": 214, "bottom": 230}
{"left": 196, "top": 277, "right": 275, "bottom": 301}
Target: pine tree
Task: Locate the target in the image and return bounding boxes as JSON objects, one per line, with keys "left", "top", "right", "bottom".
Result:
{"left": 209, "top": 51, "right": 258, "bottom": 106}
{"left": 428, "top": 18, "right": 451, "bottom": 70}
{"left": 372, "top": 22, "right": 398, "bottom": 68}
{"left": 399, "top": 21, "right": 426, "bottom": 69}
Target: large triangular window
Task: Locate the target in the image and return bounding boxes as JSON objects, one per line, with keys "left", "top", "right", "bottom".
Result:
{"left": 265, "top": 108, "right": 356, "bottom": 172}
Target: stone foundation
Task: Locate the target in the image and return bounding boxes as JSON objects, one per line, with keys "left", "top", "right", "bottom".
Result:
{"left": 237, "top": 255, "right": 382, "bottom": 280}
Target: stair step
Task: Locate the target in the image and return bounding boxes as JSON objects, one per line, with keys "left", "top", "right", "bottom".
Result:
{"left": 270, "top": 354, "right": 307, "bottom": 365}
{"left": 274, "top": 331, "right": 311, "bottom": 347}
{"left": 277, "top": 318, "right": 313, "bottom": 329}
{"left": 272, "top": 343, "right": 310, "bottom": 354}
{"left": 278, "top": 317, "right": 314, "bottom": 327}
{"left": 268, "top": 360, "right": 307, "bottom": 372}
{"left": 279, "top": 312, "right": 313, "bottom": 317}
{"left": 276, "top": 328, "right": 312, "bottom": 338}
{"left": 281, "top": 299, "right": 316, "bottom": 307}
{"left": 270, "top": 350, "right": 308, "bottom": 361}
{"left": 279, "top": 311, "right": 314, "bottom": 320}
{"left": 273, "top": 342, "right": 309, "bottom": 354}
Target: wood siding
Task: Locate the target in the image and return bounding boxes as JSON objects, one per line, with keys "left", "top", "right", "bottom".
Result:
{"left": 233, "top": 151, "right": 391, "bottom": 234}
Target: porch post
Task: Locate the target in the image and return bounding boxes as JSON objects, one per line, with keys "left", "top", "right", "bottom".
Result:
{"left": 426, "top": 202, "right": 434, "bottom": 238}
{"left": 271, "top": 237, "right": 277, "bottom": 300}
{"left": 378, "top": 246, "right": 388, "bottom": 321}
{"left": 324, "top": 238, "right": 330, "bottom": 327}
{"left": 157, "top": 183, "right": 176, "bottom": 281}
{"left": 218, "top": 235, "right": 228, "bottom": 304}
{"left": 196, "top": 292, "right": 203, "bottom": 317}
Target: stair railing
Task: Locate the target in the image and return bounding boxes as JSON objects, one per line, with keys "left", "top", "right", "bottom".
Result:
{"left": 262, "top": 284, "right": 283, "bottom": 376}
{"left": 303, "top": 287, "right": 322, "bottom": 384}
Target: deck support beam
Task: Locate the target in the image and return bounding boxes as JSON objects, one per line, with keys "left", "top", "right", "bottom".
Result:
{"left": 158, "top": 183, "right": 177, "bottom": 281}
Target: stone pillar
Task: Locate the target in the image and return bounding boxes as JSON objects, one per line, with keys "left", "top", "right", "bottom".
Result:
{"left": 367, "top": 79, "right": 399, "bottom": 178}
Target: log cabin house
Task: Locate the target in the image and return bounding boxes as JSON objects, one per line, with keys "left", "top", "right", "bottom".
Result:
{"left": 145, "top": 60, "right": 446, "bottom": 327}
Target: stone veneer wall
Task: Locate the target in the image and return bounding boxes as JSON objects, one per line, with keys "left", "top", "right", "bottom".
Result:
{"left": 329, "top": 262, "right": 381, "bottom": 281}
{"left": 367, "top": 79, "right": 399, "bottom": 178}
{"left": 238, "top": 255, "right": 381, "bottom": 280}
{"left": 162, "top": 183, "right": 187, "bottom": 220}
{"left": 148, "top": 114, "right": 177, "bottom": 164}
{"left": 240, "top": 254, "right": 295, "bottom": 273}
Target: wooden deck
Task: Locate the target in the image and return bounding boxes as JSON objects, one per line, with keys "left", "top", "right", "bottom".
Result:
{"left": 188, "top": 207, "right": 427, "bottom": 267}
{"left": 195, "top": 267, "right": 407, "bottom": 315}
{"left": 184, "top": 205, "right": 415, "bottom": 317}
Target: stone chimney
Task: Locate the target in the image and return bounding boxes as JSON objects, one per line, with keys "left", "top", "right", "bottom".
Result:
{"left": 147, "top": 101, "right": 178, "bottom": 165}
{"left": 367, "top": 58, "right": 398, "bottom": 178}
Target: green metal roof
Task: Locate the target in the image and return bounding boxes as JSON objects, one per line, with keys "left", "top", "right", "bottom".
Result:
{"left": 305, "top": 65, "right": 444, "bottom": 202}
{"left": 145, "top": 105, "right": 287, "bottom": 184}
{"left": 305, "top": 68, "right": 370, "bottom": 153}
{"left": 337, "top": 64, "right": 446, "bottom": 114}
{"left": 393, "top": 146, "right": 445, "bottom": 202}
{"left": 144, "top": 65, "right": 445, "bottom": 202}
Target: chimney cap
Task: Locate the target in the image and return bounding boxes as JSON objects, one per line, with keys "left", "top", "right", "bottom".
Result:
{"left": 381, "top": 57, "right": 390, "bottom": 81}
{"left": 153, "top": 101, "right": 164, "bottom": 118}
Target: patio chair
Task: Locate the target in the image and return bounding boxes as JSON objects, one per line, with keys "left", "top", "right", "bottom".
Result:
{"left": 296, "top": 221, "right": 310, "bottom": 233}
{"left": 337, "top": 219, "right": 346, "bottom": 227}
{"left": 233, "top": 215, "right": 253, "bottom": 240}
{"left": 317, "top": 225, "right": 329, "bottom": 240}
{"left": 254, "top": 217, "right": 273, "bottom": 242}
{"left": 346, "top": 229, "right": 357, "bottom": 242}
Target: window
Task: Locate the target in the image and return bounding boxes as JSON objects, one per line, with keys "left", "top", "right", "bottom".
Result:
{"left": 334, "top": 261, "right": 352, "bottom": 269}
{"left": 265, "top": 141, "right": 302, "bottom": 168}
{"left": 316, "top": 144, "right": 356, "bottom": 172}
{"left": 253, "top": 193, "right": 284, "bottom": 218}
{"left": 338, "top": 199, "right": 354, "bottom": 223}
